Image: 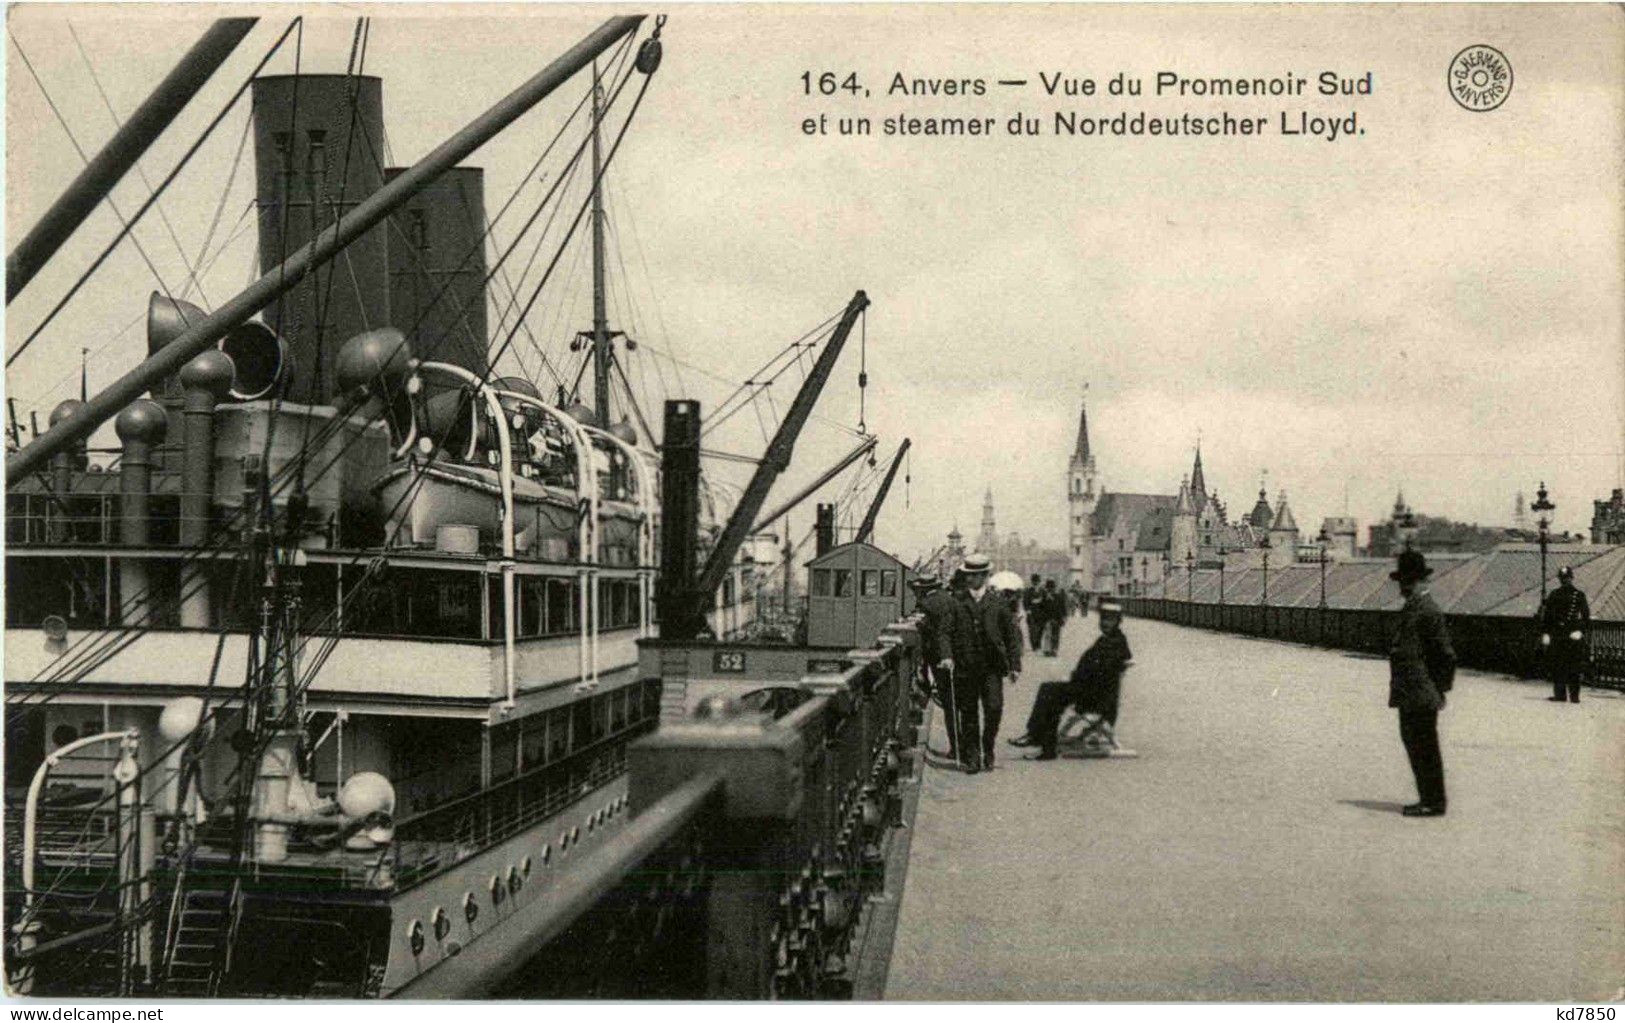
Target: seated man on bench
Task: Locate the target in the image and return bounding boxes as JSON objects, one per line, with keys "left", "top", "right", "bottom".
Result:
{"left": 1009, "top": 597, "right": 1133, "bottom": 760}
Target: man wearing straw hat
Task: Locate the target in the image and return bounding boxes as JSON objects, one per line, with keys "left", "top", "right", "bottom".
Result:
{"left": 1388, "top": 549, "right": 1456, "bottom": 818}
{"left": 946, "top": 553, "right": 1022, "bottom": 773}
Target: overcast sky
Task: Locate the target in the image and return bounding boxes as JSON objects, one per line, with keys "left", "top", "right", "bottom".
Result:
{"left": 7, "top": 4, "right": 1622, "bottom": 560}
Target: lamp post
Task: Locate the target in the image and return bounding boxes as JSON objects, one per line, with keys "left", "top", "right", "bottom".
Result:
{"left": 1260, "top": 534, "right": 1272, "bottom": 606}
{"left": 1186, "top": 548, "right": 1195, "bottom": 602}
{"left": 1533, "top": 481, "right": 1555, "bottom": 603}
{"left": 1316, "top": 528, "right": 1329, "bottom": 609}
{"left": 1316, "top": 527, "right": 1329, "bottom": 647}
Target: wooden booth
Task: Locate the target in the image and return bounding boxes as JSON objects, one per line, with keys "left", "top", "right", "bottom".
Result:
{"left": 806, "top": 541, "right": 915, "bottom": 648}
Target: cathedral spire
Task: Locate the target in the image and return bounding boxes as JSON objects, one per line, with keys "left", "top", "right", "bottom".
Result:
{"left": 1190, "top": 442, "right": 1206, "bottom": 502}
{"left": 1072, "top": 398, "right": 1091, "bottom": 465}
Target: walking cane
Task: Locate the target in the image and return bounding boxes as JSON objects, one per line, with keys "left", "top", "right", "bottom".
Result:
{"left": 939, "top": 663, "right": 963, "bottom": 765}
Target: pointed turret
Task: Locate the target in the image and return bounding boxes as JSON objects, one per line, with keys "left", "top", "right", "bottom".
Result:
{"left": 1272, "top": 491, "right": 1298, "bottom": 533}
{"left": 1072, "top": 402, "right": 1092, "bottom": 464}
{"left": 1174, "top": 475, "right": 1196, "bottom": 516}
{"left": 1247, "top": 485, "right": 1274, "bottom": 529}
{"left": 1190, "top": 443, "right": 1207, "bottom": 508}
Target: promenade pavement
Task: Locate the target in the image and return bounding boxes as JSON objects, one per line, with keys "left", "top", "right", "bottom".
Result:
{"left": 885, "top": 611, "right": 1624, "bottom": 1001}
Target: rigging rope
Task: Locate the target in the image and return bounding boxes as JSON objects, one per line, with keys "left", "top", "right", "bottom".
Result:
{"left": 7, "top": 18, "right": 306, "bottom": 370}
{"left": 9, "top": 31, "right": 182, "bottom": 313}
{"left": 8, "top": 25, "right": 656, "bottom": 711}
{"left": 67, "top": 22, "right": 209, "bottom": 306}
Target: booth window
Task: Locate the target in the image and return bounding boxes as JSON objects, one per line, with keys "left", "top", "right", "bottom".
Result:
{"left": 881, "top": 570, "right": 897, "bottom": 596}
{"left": 861, "top": 570, "right": 880, "bottom": 597}
{"left": 832, "top": 570, "right": 852, "bottom": 597}
{"left": 811, "top": 569, "right": 832, "bottom": 597}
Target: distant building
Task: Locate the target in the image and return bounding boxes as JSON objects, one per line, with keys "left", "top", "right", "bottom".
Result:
{"left": 1593, "top": 488, "right": 1625, "bottom": 545}
{"left": 978, "top": 488, "right": 1069, "bottom": 580}
{"left": 1366, "top": 490, "right": 1419, "bottom": 557}
{"left": 1074, "top": 396, "right": 1275, "bottom": 594}
{"left": 1319, "top": 516, "right": 1359, "bottom": 559}
{"left": 1367, "top": 489, "right": 1540, "bottom": 555}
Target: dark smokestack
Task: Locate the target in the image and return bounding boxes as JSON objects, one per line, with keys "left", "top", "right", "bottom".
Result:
{"left": 252, "top": 75, "right": 391, "bottom": 404}
{"left": 656, "top": 400, "right": 703, "bottom": 641}
{"left": 815, "top": 502, "right": 835, "bottom": 556}
{"left": 386, "top": 166, "right": 489, "bottom": 378}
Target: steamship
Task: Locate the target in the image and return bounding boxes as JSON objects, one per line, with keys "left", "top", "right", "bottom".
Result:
{"left": 3, "top": 15, "right": 774, "bottom": 996}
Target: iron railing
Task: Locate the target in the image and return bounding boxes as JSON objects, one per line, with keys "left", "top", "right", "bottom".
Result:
{"left": 398, "top": 621, "right": 924, "bottom": 999}
{"left": 1119, "top": 598, "right": 1625, "bottom": 690}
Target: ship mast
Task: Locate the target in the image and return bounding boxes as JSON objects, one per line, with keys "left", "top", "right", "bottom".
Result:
{"left": 585, "top": 62, "right": 620, "bottom": 430}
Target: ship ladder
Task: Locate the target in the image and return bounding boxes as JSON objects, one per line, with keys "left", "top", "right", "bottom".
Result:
{"left": 160, "top": 877, "right": 242, "bottom": 996}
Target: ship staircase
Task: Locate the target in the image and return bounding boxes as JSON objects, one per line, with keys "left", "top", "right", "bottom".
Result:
{"left": 158, "top": 860, "right": 243, "bottom": 997}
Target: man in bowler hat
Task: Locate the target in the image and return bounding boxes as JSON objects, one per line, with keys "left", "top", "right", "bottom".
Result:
{"left": 1389, "top": 549, "right": 1456, "bottom": 817}
{"left": 1538, "top": 565, "right": 1590, "bottom": 703}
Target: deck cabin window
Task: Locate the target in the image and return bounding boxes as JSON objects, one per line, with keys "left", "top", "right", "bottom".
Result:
{"left": 5, "top": 557, "right": 109, "bottom": 628}
{"left": 811, "top": 569, "right": 832, "bottom": 597}
{"left": 881, "top": 570, "right": 898, "bottom": 597}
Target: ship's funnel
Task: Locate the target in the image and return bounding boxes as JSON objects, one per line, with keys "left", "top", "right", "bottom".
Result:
{"left": 252, "top": 75, "right": 391, "bottom": 404}
{"left": 218, "top": 321, "right": 290, "bottom": 401}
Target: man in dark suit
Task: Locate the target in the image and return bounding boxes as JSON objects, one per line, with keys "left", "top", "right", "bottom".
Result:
{"left": 946, "top": 553, "right": 1022, "bottom": 773}
{"left": 1041, "top": 579, "right": 1065, "bottom": 656}
{"left": 913, "top": 569, "right": 963, "bottom": 760}
{"left": 1023, "top": 574, "right": 1046, "bottom": 652}
{"left": 1009, "top": 597, "right": 1133, "bottom": 759}
{"left": 1538, "top": 565, "right": 1590, "bottom": 703}
{"left": 1389, "top": 549, "right": 1456, "bottom": 817}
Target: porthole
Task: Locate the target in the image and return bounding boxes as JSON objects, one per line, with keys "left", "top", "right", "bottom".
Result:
{"left": 464, "top": 892, "right": 479, "bottom": 924}
{"left": 489, "top": 875, "right": 505, "bottom": 906}
{"left": 522, "top": 855, "right": 534, "bottom": 876}
{"left": 432, "top": 907, "right": 450, "bottom": 941}
{"left": 508, "top": 867, "right": 523, "bottom": 895}
{"left": 541, "top": 844, "right": 552, "bottom": 864}
{"left": 407, "top": 920, "right": 425, "bottom": 956}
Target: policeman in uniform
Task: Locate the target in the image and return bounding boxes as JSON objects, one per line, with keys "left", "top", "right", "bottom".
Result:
{"left": 946, "top": 553, "right": 1022, "bottom": 773}
{"left": 1539, "top": 565, "right": 1591, "bottom": 703}
{"left": 912, "top": 569, "right": 964, "bottom": 760}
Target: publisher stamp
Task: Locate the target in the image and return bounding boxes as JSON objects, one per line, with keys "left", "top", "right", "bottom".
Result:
{"left": 1449, "top": 44, "right": 1513, "bottom": 111}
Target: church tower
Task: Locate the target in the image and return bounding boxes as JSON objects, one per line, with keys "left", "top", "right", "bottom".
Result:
{"left": 1270, "top": 491, "right": 1301, "bottom": 558}
{"left": 1068, "top": 398, "right": 1099, "bottom": 589}
{"left": 978, "top": 487, "right": 997, "bottom": 554}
